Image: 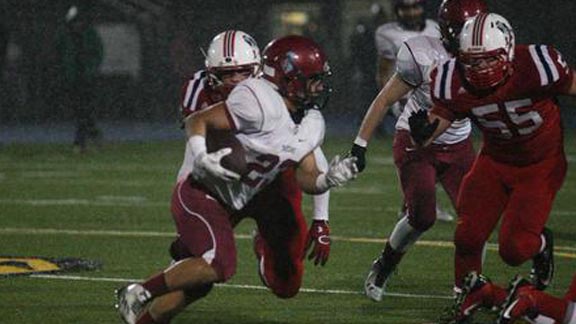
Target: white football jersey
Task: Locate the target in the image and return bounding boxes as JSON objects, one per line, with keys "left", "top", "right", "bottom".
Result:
{"left": 188, "top": 78, "right": 325, "bottom": 210}
{"left": 375, "top": 19, "right": 440, "bottom": 61}
{"left": 375, "top": 20, "right": 440, "bottom": 115}
{"left": 395, "top": 35, "right": 471, "bottom": 145}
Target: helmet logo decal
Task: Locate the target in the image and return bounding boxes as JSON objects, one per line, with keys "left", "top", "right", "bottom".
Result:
{"left": 496, "top": 20, "right": 514, "bottom": 53}
{"left": 282, "top": 51, "right": 297, "bottom": 74}
{"left": 243, "top": 34, "right": 257, "bottom": 48}
{"left": 242, "top": 34, "right": 258, "bottom": 60}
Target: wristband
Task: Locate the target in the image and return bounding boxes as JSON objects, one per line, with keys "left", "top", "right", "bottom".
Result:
{"left": 354, "top": 136, "right": 368, "bottom": 148}
{"left": 187, "top": 135, "right": 207, "bottom": 156}
{"left": 312, "top": 191, "right": 329, "bottom": 221}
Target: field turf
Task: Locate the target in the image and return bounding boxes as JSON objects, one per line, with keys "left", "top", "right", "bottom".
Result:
{"left": 1, "top": 136, "right": 575, "bottom": 323}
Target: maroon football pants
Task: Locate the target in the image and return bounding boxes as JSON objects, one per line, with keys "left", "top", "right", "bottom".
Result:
{"left": 393, "top": 130, "right": 475, "bottom": 231}
{"left": 170, "top": 168, "right": 307, "bottom": 299}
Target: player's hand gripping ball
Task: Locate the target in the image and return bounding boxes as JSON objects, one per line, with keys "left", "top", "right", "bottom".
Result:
{"left": 206, "top": 130, "right": 249, "bottom": 177}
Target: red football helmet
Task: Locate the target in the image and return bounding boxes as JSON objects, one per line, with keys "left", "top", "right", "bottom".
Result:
{"left": 262, "top": 35, "right": 332, "bottom": 110}
{"left": 438, "top": 0, "right": 488, "bottom": 54}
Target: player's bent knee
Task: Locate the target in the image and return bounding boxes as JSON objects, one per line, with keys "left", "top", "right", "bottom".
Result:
{"left": 211, "top": 259, "right": 236, "bottom": 283}
{"left": 409, "top": 214, "right": 436, "bottom": 232}
{"left": 270, "top": 282, "right": 301, "bottom": 299}
{"left": 499, "top": 241, "right": 530, "bottom": 266}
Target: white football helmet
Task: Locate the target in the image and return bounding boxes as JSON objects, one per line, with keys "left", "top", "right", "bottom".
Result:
{"left": 205, "top": 30, "right": 261, "bottom": 86}
{"left": 458, "top": 13, "right": 515, "bottom": 90}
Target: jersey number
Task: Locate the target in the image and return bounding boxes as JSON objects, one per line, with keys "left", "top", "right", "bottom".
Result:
{"left": 471, "top": 98, "right": 543, "bottom": 138}
{"left": 242, "top": 154, "right": 295, "bottom": 189}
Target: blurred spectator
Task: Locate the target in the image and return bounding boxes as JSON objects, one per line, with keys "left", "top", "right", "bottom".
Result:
{"left": 375, "top": 0, "right": 439, "bottom": 129}
{"left": 55, "top": 4, "right": 103, "bottom": 153}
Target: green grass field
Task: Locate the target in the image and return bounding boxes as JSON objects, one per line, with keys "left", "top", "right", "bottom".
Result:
{"left": 1, "top": 136, "right": 575, "bottom": 323}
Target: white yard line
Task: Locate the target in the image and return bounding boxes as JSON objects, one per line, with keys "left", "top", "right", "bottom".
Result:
{"left": 29, "top": 273, "right": 452, "bottom": 300}
{"left": 2, "top": 197, "right": 576, "bottom": 217}
{"left": 2, "top": 227, "right": 576, "bottom": 254}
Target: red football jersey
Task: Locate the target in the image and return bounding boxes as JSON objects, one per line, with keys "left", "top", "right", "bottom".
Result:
{"left": 180, "top": 70, "right": 229, "bottom": 118}
{"left": 431, "top": 45, "right": 574, "bottom": 166}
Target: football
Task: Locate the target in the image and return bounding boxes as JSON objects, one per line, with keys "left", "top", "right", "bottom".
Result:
{"left": 206, "top": 130, "right": 249, "bottom": 176}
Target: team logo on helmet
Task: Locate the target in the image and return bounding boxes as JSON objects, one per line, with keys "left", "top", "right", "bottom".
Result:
{"left": 243, "top": 34, "right": 257, "bottom": 47}
{"left": 496, "top": 20, "right": 514, "bottom": 53}
{"left": 282, "top": 51, "right": 297, "bottom": 74}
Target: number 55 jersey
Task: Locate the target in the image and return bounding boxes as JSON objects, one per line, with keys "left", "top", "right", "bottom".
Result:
{"left": 198, "top": 77, "right": 325, "bottom": 211}
{"left": 430, "top": 45, "right": 574, "bottom": 166}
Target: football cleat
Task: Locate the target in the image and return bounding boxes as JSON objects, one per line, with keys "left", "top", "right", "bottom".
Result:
{"left": 496, "top": 275, "right": 535, "bottom": 324}
{"left": 530, "top": 227, "right": 554, "bottom": 290}
{"left": 436, "top": 206, "right": 454, "bottom": 222}
{"left": 115, "top": 283, "right": 151, "bottom": 324}
{"left": 453, "top": 272, "right": 491, "bottom": 323}
{"left": 364, "top": 257, "right": 394, "bottom": 302}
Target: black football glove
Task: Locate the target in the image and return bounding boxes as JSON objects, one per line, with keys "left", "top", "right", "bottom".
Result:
{"left": 408, "top": 109, "right": 439, "bottom": 146}
{"left": 349, "top": 144, "right": 367, "bottom": 172}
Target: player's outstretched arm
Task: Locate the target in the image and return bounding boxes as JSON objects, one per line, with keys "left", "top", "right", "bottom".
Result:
{"left": 296, "top": 152, "right": 358, "bottom": 194}
{"left": 351, "top": 73, "right": 413, "bottom": 172}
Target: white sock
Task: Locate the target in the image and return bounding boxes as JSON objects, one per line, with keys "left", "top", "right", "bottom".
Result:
{"left": 388, "top": 216, "right": 422, "bottom": 253}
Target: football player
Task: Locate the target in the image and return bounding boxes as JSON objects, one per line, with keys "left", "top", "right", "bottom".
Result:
{"left": 375, "top": 0, "right": 440, "bottom": 88}
{"left": 498, "top": 273, "right": 576, "bottom": 324}
{"left": 375, "top": 0, "right": 455, "bottom": 222}
{"left": 408, "top": 12, "right": 576, "bottom": 322}
{"left": 352, "top": 0, "right": 487, "bottom": 302}
{"left": 178, "top": 30, "right": 334, "bottom": 298}
{"left": 115, "top": 35, "right": 358, "bottom": 324}
{"left": 450, "top": 271, "right": 576, "bottom": 324}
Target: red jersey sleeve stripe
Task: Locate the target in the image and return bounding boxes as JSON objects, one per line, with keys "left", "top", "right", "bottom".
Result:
{"left": 529, "top": 45, "right": 561, "bottom": 86}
